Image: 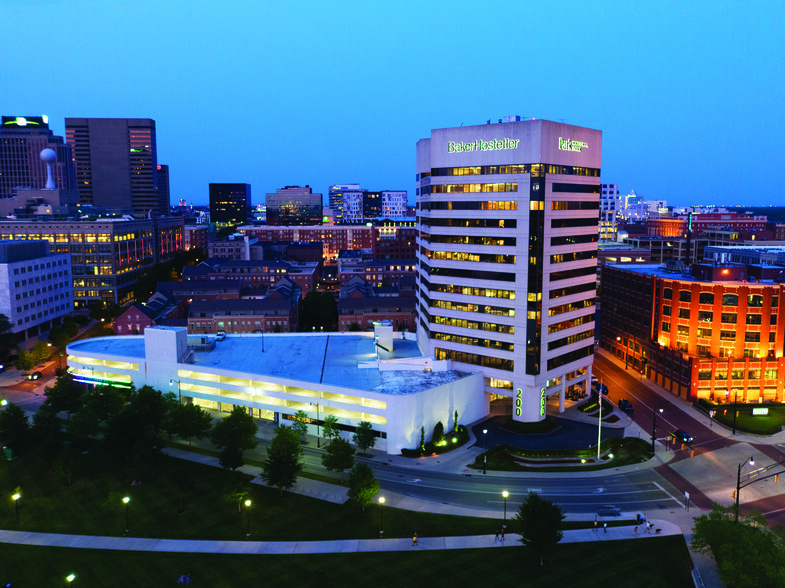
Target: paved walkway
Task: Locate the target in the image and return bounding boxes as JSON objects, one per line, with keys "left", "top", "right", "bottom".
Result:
{"left": 0, "top": 518, "right": 683, "bottom": 554}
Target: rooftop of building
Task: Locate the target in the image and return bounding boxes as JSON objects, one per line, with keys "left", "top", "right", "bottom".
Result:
{"left": 608, "top": 262, "right": 784, "bottom": 285}
{"left": 69, "top": 332, "right": 470, "bottom": 395}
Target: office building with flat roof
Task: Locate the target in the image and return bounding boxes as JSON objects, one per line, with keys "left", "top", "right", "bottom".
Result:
{"left": 209, "top": 183, "right": 251, "bottom": 227}
{"left": 416, "top": 118, "right": 602, "bottom": 422}
{"left": 265, "top": 185, "right": 322, "bottom": 226}
{"left": 65, "top": 118, "right": 166, "bottom": 216}
{"left": 0, "top": 240, "right": 72, "bottom": 339}
{"left": 0, "top": 116, "right": 77, "bottom": 199}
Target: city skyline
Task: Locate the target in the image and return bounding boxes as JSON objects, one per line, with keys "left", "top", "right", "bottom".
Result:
{"left": 4, "top": 0, "right": 782, "bottom": 208}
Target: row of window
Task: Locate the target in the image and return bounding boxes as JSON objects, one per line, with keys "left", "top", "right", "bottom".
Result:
{"left": 422, "top": 281, "right": 515, "bottom": 299}
{"left": 698, "top": 368, "right": 778, "bottom": 380}
{"left": 550, "top": 250, "right": 597, "bottom": 264}
{"left": 16, "top": 303, "right": 70, "bottom": 325}
{"left": 664, "top": 307, "right": 777, "bottom": 325}
{"left": 433, "top": 316, "right": 514, "bottom": 334}
{"left": 420, "top": 217, "right": 516, "bottom": 229}
{"left": 549, "top": 281, "right": 596, "bottom": 300}
{"left": 663, "top": 288, "right": 776, "bottom": 308}
{"left": 432, "top": 299, "right": 515, "bottom": 317}
{"left": 434, "top": 347, "right": 514, "bottom": 371}
{"left": 420, "top": 233, "right": 517, "bottom": 247}
{"left": 548, "top": 312, "right": 594, "bottom": 334}
{"left": 548, "top": 298, "right": 595, "bottom": 317}
{"left": 548, "top": 329, "right": 594, "bottom": 351}
{"left": 551, "top": 234, "right": 598, "bottom": 247}
{"left": 425, "top": 183, "right": 518, "bottom": 194}
{"left": 550, "top": 266, "right": 597, "bottom": 282}
{"left": 425, "top": 164, "right": 600, "bottom": 177}
{"left": 420, "top": 200, "right": 517, "bottom": 211}
{"left": 425, "top": 249, "right": 516, "bottom": 264}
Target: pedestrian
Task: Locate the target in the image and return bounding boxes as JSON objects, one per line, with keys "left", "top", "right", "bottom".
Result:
{"left": 500, "top": 529, "right": 505, "bottom": 544}
{"left": 603, "top": 522, "right": 607, "bottom": 533}
{"left": 494, "top": 529, "right": 500, "bottom": 543}
{"left": 634, "top": 526, "right": 638, "bottom": 538}
{"left": 412, "top": 531, "right": 418, "bottom": 547}
{"left": 646, "top": 521, "right": 651, "bottom": 534}
{"left": 593, "top": 520, "right": 598, "bottom": 532}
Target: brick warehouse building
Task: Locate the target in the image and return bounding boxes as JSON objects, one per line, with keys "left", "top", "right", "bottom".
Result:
{"left": 600, "top": 261, "right": 785, "bottom": 404}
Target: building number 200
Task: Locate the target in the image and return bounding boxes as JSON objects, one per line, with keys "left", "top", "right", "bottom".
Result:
{"left": 515, "top": 388, "right": 522, "bottom": 416}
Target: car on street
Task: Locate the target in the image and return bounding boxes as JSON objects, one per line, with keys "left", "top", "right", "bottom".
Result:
{"left": 28, "top": 371, "right": 43, "bottom": 380}
{"left": 216, "top": 331, "right": 226, "bottom": 341}
{"left": 672, "top": 429, "right": 693, "bottom": 444}
{"left": 617, "top": 398, "right": 633, "bottom": 411}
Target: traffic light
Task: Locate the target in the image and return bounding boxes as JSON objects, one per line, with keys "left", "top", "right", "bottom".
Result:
{"left": 681, "top": 443, "right": 685, "bottom": 451}
{"left": 690, "top": 449, "right": 695, "bottom": 457}
{"left": 776, "top": 475, "right": 779, "bottom": 484}
{"left": 732, "top": 490, "right": 736, "bottom": 499}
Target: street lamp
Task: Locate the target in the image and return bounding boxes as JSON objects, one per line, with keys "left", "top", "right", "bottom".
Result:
{"left": 379, "top": 496, "right": 385, "bottom": 537}
{"left": 170, "top": 379, "right": 181, "bottom": 403}
{"left": 502, "top": 490, "right": 509, "bottom": 529}
{"left": 726, "top": 389, "right": 739, "bottom": 436}
{"left": 245, "top": 499, "right": 252, "bottom": 537}
{"left": 309, "top": 401, "right": 320, "bottom": 448}
{"left": 735, "top": 456, "right": 755, "bottom": 522}
{"left": 651, "top": 407, "right": 664, "bottom": 455}
{"left": 123, "top": 496, "right": 130, "bottom": 534}
{"left": 482, "top": 429, "right": 488, "bottom": 475}
{"left": 66, "top": 574, "right": 76, "bottom": 583}
{"left": 12, "top": 491, "right": 20, "bottom": 525}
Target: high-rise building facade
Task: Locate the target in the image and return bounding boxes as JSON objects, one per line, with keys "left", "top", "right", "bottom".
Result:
{"left": 381, "top": 190, "right": 407, "bottom": 217}
{"left": 265, "top": 185, "right": 322, "bottom": 226}
{"left": 0, "top": 116, "right": 76, "bottom": 199}
{"left": 209, "top": 183, "right": 251, "bottom": 226}
{"left": 328, "top": 184, "right": 360, "bottom": 224}
{"left": 65, "top": 118, "right": 166, "bottom": 216}
{"left": 416, "top": 118, "right": 602, "bottom": 422}
{"left": 599, "top": 183, "right": 620, "bottom": 241}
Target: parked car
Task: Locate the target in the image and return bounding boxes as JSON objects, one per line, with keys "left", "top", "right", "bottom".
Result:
{"left": 672, "top": 429, "right": 693, "bottom": 444}
{"left": 617, "top": 398, "right": 633, "bottom": 411}
{"left": 216, "top": 331, "right": 226, "bottom": 341}
{"left": 28, "top": 371, "right": 43, "bottom": 381}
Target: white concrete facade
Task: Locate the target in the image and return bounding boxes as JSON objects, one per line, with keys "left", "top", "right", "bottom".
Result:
{"left": 416, "top": 119, "right": 602, "bottom": 422}
{"left": 66, "top": 326, "right": 486, "bottom": 454}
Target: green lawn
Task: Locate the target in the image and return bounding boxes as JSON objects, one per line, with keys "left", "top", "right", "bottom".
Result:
{"left": 0, "top": 439, "right": 503, "bottom": 541}
{"left": 0, "top": 536, "right": 693, "bottom": 587}
{"left": 698, "top": 400, "right": 785, "bottom": 435}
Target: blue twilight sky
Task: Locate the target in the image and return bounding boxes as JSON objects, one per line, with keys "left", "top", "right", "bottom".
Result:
{"left": 3, "top": 0, "right": 783, "bottom": 208}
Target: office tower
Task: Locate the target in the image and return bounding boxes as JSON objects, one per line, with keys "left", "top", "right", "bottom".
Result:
{"left": 381, "top": 190, "right": 407, "bottom": 218}
{"left": 599, "top": 183, "right": 620, "bottom": 240}
{"left": 157, "top": 164, "right": 170, "bottom": 212}
{"left": 65, "top": 118, "right": 165, "bottom": 215}
{"left": 0, "top": 116, "right": 76, "bottom": 198}
{"left": 328, "top": 184, "right": 360, "bottom": 224}
{"left": 265, "top": 185, "right": 322, "bottom": 226}
{"left": 209, "top": 183, "right": 251, "bottom": 227}
{"left": 416, "top": 118, "right": 602, "bottom": 422}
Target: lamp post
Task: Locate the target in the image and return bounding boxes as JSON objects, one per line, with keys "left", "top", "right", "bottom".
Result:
{"left": 12, "top": 491, "right": 20, "bottom": 525}
{"left": 651, "top": 407, "right": 663, "bottom": 455}
{"left": 245, "top": 499, "right": 252, "bottom": 537}
{"left": 66, "top": 574, "right": 76, "bottom": 583}
{"left": 170, "top": 379, "right": 181, "bottom": 403}
{"left": 735, "top": 456, "right": 755, "bottom": 522}
{"left": 502, "top": 490, "right": 509, "bottom": 529}
{"left": 482, "top": 428, "right": 488, "bottom": 475}
{"left": 309, "top": 401, "right": 320, "bottom": 448}
{"left": 123, "top": 496, "right": 130, "bottom": 534}
{"left": 379, "top": 496, "right": 385, "bottom": 537}
{"left": 729, "top": 389, "right": 738, "bottom": 436}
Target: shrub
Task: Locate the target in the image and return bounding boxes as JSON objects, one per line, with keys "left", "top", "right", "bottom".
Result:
{"left": 432, "top": 421, "right": 444, "bottom": 445}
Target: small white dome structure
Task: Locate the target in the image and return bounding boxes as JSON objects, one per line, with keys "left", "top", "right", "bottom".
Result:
{"left": 40, "top": 148, "right": 57, "bottom": 189}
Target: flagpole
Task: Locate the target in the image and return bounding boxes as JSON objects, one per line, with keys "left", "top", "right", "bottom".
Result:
{"left": 597, "top": 378, "right": 603, "bottom": 461}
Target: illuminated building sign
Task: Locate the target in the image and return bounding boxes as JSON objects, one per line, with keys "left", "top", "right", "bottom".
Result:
{"left": 540, "top": 388, "right": 546, "bottom": 417}
{"left": 752, "top": 408, "right": 769, "bottom": 416}
{"left": 2, "top": 116, "right": 46, "bottom": 127}
{"left": 558, "top": 137, "right": 588, "bottom": 152}
{"left": 448, "top": 138, "right": 520, "bottom": 153}
{"left": 515, "top": 388, "right": 522, "bottom": 417}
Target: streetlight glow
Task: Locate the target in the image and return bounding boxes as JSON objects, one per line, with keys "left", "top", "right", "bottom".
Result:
{"left": 66, "top": 574, "right": 76, "bottom": 582}
{"left": 123, "top": 496, "right": 130, "bottom": 534}
{"left": 379, "top": 496, "right": 385, "bottom": 537}
{"left": 245, "top": 499, "right": 252, "bottom": 537}
{"left": 502, "top": 490, "right": 509, "bottom": 528}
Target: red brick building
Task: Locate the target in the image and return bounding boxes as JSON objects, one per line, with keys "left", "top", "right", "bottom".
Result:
{"left": 115, "top": 290, "right": 184, "bottom": 335}
{"left": 601, "top": 262, "right": 785, "bottom": 403}
{"left": 238, "top": 225, "right": 374, "bottom": 261}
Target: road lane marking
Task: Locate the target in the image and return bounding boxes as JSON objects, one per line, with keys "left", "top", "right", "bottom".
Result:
{"left": 653, "top": 481, "right": 684, "bottom": 506}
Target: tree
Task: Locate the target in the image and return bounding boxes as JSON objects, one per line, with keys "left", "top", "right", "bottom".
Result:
{"left": 353, "top": 421, "right": 377, "bottom": 454}
{"left": 321, "top": 437, "right": 355, "bottom": 473}
{"left": 219, "top": 445, "right": 244, "bottom": 471}
{"left": 347, "top": 463, "right": 379, "bottom": 511}
{"left": 348, "top": 322, "right": 361, "bottom": 332}
{"left": 15, "top": 350, "right": 34, "bottom": 373}
{"left": 31, "top": 341, "right": 50, "bottom": 364}
{"left": 170, "top": 402, "right": 213, "bottom": 446}
{"left": 210, "top": 406, "right": 258, "bottom": 470}
{"left": 43, "top": 374, "right": 86, "bottom": 420}
{"left": 261, "top": 425, "right": 303, "bottom": 495}
{"left": 321, "top": 414, "right": 340, "bottom": 442}
{"left": 32, "top": 401, "right": 64, "bottom": 453}
{"left": 692, "top": 503, "right": 785, "bottom": 588}
{"left": 0, "top": 402, "right": 29, "bottom": 451}
{"left": 289, "top": 410, "right": 309, "bottom": 441}
{"left": 432, "top": 421, "right": 445, "bottom": 445}
{"left": 513, "top": 491, "right": 566, "bottom": 567}
{"left": 222, "top": 472, "right": 251, "bottom": 513}
{"left": 0, "top": 313, "right": 16, "bottom": 361}
{"left": 453, "top": 409, "right": 459, "bottom": 431}
{"left": 53, "top": 446, "right": 79, "bottom": 486}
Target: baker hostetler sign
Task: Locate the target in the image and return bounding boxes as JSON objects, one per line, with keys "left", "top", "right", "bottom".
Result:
{"left": 448, "top": 138, "right": 520, "bottom": 153}
{"left": 558, "top": 137, "right": 589, "bottom": 152}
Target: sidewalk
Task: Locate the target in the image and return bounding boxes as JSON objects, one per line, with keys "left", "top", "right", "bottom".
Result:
{"left": 0, "top": 517, "right": 684, "bottom": 554}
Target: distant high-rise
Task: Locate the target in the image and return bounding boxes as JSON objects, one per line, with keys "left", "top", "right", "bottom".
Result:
{"left": 328, "top": 184, "right": 360, "bottom": 224}
{"left": 157, "top": 163, "right": 170, "bottom": 213}
{"left": 0, "top": 116, "right": 76, "bottom": 198}
{"left": 209, "top": 183, "right": 251, "bottom": 226}
{"left": 599, "top": 184, "right": 620, "bottom": 240}
{"left": 65, "top": 118, "right": 166, "bottom": 215}
{"left": 381, "top": 190, "right": 407, "bottom": 217}
{"left": 265, "top": 185, "right": 322, "bottom": 226}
